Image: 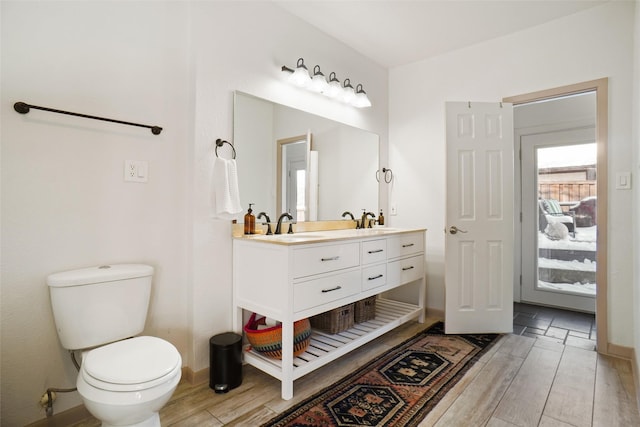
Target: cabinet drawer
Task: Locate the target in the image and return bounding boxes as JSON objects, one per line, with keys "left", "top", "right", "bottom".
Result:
{"left": 387, "top": 233, "right": 424, "bottom": 259}
{"left": 293, "top": 242, "right": 360, "bottom": 278}
{"left": 294, "top": 270, "right": 361, "bottom": 312}
{"left": 362, "top": 263, "right": 386, "bottom": 291}
{"left": 362, "top": 239, "right": 386, "bottom": 265}
{"left": 387, "top": 255, "right": 424, "bottom": 288}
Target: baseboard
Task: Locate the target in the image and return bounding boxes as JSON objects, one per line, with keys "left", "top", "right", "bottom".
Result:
{"left": 607, "top": 342, "right": 634, "bottom": 360}
{"left": 425, "top": 307, "right": 445, "bottom": 320}
{"left": 27, "top": 367, "right": 206, "bottom": 426}
{"left": 183, "top": 366, "right": 209, "bottom": 385}
{"left": 25, "top": 404, "right": 92, "bottom": 427}
{"left": 632, "top": 348, "right": 640, "bottom": 415}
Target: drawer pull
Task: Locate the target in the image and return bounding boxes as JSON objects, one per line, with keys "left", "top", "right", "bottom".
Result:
{"left": 402, "top": 243, "right": 415, "bottom": 248}
{"left": 368, "top": 274, "right": 383, "bottom": 281}
{"left": 321, "top": 256, "right": 340, "bottom": 262}
{"left": 402, "top": 266, "right": 415, "bottom": 271}
{"left": 367, "top": 249, "right": 384, "bottom": 254}
{"left": 321, "top": 285, "right": 342, "bottom": 293}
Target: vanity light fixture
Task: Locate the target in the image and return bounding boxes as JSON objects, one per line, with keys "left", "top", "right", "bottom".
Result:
{"left": 281, "top": 58, "right": 372, "bottom": 108}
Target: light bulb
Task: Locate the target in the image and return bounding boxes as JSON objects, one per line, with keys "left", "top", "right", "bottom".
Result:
{"left": 353, "top": 84, "right": 372, "bottom": 108}
{"left": 325, "top": 72, "right": 342, "bottom": 98}
{"left": 309, "top": 65, "right": 329, "bottom": 93}
{"left": 342, "top": 78, "right": 356, "bottom": 104}
{"left": 289, "top": 58, "right": 311, "bottom": 87}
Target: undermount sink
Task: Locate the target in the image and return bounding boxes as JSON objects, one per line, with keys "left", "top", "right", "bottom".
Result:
{"left": 250, "top": 233, "right": 328, "bottom": 243}
{"left": 238, "top": 227, "right": 420, "bottom": 245}
{"left": 355, "top": 227, "right": 401, "bottom": 235}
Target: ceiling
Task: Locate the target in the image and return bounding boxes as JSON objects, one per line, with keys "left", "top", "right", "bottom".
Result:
{"left": 274, "top": 0, "right": 608, "bottom": 68}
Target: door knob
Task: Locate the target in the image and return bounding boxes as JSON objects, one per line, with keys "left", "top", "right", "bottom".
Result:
{"left": 449, "top": 225, "right": 468, "bottom": 235}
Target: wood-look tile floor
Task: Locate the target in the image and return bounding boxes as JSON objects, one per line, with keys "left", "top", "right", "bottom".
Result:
{"left": 70, "top": 318, "right": 640, "bottom": 427}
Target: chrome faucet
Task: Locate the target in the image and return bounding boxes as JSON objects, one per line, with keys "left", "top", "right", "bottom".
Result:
{"left": 275, "top": 213, "right": 294, "bottom": 234}
{"left": 257, "top": 212, "right": 272, "bottom": 235}
{"left": 361, "top": 211, "right": 376, "bottom": 229}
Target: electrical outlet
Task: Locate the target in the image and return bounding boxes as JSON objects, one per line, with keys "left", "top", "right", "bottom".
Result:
{"left": 124, "top": 160, "right": 148, "bottom": 183}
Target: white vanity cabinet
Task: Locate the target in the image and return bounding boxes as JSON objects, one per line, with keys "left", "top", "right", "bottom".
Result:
{"left": 232, "top": 229, "right": 426, "bottom": 400}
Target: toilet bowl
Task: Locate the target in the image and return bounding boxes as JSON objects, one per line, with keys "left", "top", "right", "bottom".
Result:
{"left": 76, "top": 336, "right": 182, "bottom": 427}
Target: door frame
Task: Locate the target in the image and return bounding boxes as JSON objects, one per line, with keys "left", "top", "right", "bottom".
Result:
{"left": 504, "top": 78, "right": 608, "bottom": 354}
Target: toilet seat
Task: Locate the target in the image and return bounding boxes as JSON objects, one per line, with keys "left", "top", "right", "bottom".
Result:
{"left": 82, "top": 336, "right": 181, "bottom": 392}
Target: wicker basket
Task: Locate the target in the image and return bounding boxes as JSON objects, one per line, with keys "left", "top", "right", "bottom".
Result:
{"left": 354, "top": 296, "right": 376, "bottom": 323}
{"left": 310, "top": 303, "right": 354, "bottom": 334}
{"left": 244, "top": 313, "right": 311, "bottom": 360}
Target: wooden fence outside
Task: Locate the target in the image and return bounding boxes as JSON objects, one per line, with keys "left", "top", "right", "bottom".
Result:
{"left": 539, "top": 181, "right": 596, "bottom": 207}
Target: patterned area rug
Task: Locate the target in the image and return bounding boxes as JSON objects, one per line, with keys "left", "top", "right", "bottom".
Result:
{"left": 262, "top": 322, "right": 500, "bottom": 427}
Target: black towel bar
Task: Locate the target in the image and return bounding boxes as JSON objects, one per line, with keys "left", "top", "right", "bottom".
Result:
{"left": 14, "top": 101, "right": 162, "bottom": 135}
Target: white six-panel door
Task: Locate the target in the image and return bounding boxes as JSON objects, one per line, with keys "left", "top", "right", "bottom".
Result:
{"left": 445, "top": 102, "right": 514, "bottom": 334}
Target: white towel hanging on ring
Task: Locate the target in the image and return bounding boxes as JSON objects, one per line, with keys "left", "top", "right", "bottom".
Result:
{"left": 211, "top": 156, "right": 242, "bottom": 218}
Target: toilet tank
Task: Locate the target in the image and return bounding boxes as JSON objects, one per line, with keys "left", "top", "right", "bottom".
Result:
{"left": 47, "top": 264, "right": 154, "bottom": 350}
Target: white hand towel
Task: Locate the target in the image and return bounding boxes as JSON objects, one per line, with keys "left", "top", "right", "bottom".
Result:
{"left": 211, "top": 157, "right": 242, "bottom": 218}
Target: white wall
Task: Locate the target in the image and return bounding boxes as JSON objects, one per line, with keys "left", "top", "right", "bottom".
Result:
{"left": 188, "top": 0, "right": 387, "bottom": 376}
{"left": 632, "top": 0, "right": 640, "bottom": 397}
{"left": 1, "top": 1, "right": 190, "bottom": 424}
{"left": 0, "top": 1, "right": 388, "bottom": 425}
{"left": 389, "top": 1, "right": 635, "bottom": 346}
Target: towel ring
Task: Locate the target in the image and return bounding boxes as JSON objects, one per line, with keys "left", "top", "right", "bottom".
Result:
{"left": 215, "top": 138, "right": 236, "bottom": 159}
{"left": 376, "top": 167, "right": 393, "bottom": 183}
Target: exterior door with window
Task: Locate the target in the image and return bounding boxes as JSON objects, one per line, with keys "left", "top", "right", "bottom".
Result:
{"left": 520, "top": 127, "right": 596, "bottom": 312}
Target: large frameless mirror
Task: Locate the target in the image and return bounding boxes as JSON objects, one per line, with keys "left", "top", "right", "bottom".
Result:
{"left": 233, "top": 91, "right": 379, "bottom": 222}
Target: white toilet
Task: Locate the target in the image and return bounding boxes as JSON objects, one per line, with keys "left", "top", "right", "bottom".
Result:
{"left": 47, "top": 264, "right": 181, "bottom": 427}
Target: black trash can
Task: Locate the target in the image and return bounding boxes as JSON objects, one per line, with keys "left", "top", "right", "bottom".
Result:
{"left": 209, "top": 332, "right": 242, "bottom": 393}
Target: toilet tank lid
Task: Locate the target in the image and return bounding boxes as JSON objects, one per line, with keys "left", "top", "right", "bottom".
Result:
{"left": 47, "top": 264, "right": 154, "bottom": 288}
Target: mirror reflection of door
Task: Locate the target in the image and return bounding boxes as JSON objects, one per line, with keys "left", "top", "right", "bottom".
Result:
{"left": 286, "top": 158, "right": 306, "bottom": 221}
{"left": 277, "top": 133, "right": 311, "bottom": 221}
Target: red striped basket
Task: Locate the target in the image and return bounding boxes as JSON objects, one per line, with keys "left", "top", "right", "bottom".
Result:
{"left": 243, "top": 313, "right": 311, "bottom": 360}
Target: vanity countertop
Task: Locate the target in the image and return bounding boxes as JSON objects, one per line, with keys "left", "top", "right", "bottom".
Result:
{"left": 234, "top": 227, "right": 427, "bottom": 245}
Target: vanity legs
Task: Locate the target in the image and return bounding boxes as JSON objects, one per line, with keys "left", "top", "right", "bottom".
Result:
{"left": 281, "top": 321, "right": 294, "bottom": 400}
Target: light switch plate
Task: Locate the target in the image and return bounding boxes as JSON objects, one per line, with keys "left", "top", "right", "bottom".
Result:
{"left": 615, "top": 172, "right": 631, "bottom": 190}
